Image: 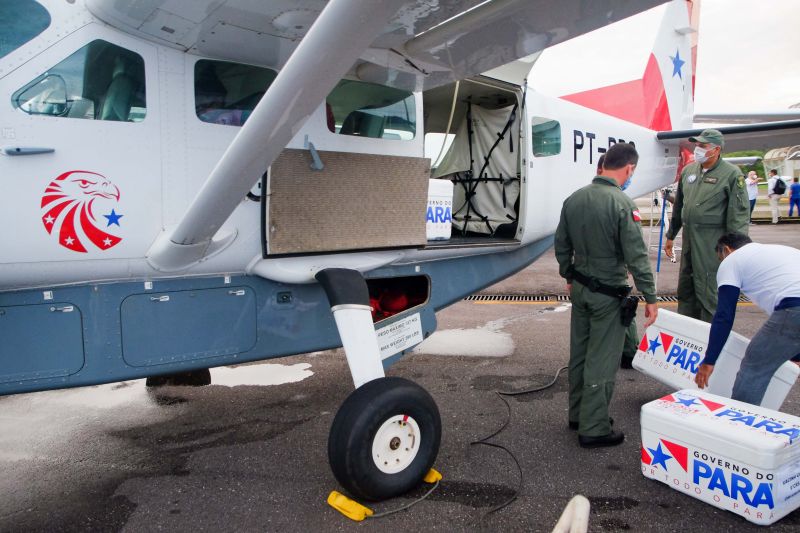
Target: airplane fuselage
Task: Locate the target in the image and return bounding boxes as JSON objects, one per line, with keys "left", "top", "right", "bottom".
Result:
{"left": 0, "top": 0, "right": 681, "bottom": 396}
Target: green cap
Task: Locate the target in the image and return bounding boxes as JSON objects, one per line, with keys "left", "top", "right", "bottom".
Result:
{"left": 689, "top": 128, "right": 724, "bottom": 147}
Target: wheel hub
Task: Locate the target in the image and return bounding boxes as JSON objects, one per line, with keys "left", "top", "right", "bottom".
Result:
{"left": 372, "top": 415, "right": 421, "bottom": 474}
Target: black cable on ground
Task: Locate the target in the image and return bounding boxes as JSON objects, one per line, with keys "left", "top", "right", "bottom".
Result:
{"left": 469, "top": 365, "right": 569, "bottom": 523}
{"left": 499, "top": 365, "right": 568, "bottom": 396}
{"left": 369, "top": 480, "right": 441, "bottom": 518}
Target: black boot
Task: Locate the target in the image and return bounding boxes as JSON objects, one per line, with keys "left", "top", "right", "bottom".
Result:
{"left": 578, "top": 431, "right": 625, "bottom": 448}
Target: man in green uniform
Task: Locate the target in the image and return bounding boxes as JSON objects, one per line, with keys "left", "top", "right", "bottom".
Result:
{"left": 555, "top": 143, "right": 658, "bottom": 448}
{"left": 664, "top": 129, "right": 749, "bottom": 322}
{"left": 597, "top": 154, "right": 638, "bottom": 370}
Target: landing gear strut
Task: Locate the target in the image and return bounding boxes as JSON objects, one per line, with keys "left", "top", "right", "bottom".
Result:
{"left": 316, "top": 269, "right": 441, "bottom": 500}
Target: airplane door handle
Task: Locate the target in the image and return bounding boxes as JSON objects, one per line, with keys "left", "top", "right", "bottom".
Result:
{"left": 150, "top": 295, "right": 170, "bottom": 302}
{"left": 2, "top": 146, "right": 55, "bottom": 156}
{"left": 228, "top": 289, "right": 246, "bottom": 296}
{"left": 49, "top": 305, "right": 74, "bottom": 313}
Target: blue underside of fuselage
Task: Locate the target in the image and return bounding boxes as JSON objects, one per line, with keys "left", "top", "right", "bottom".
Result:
{"left": 0, "top": 236, "right": 553, "bottom": 396}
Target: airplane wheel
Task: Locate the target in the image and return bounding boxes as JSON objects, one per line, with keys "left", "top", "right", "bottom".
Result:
{"left": 328, "top": 377, "right": 441, "bottom": 501}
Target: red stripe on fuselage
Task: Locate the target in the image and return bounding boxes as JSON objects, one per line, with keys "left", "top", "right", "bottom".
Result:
{"left": 560, "top": 54, "right": 671, "bottom": 131}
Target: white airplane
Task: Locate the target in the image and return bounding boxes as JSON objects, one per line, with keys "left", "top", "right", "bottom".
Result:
{"left": 2, "top": 0, "right": 797, "bottom": 502}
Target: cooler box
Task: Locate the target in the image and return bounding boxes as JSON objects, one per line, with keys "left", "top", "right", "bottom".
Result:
{"left": 641, "top": 390, "right": 800, "bottom": 525}
{"left": 426, "top": 179, "right": 453, "bottom": 240}
{"left": 633, "top": 309, "right": 799, "bottom": 410}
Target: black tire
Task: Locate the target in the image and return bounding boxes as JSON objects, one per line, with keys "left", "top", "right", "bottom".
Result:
{"left": 328, "top": 377, "right": 441, "bottom": 501}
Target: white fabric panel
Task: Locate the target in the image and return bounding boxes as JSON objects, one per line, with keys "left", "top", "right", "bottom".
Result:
{"left": 433, "top": 104, "right": 520, "bottom": 234}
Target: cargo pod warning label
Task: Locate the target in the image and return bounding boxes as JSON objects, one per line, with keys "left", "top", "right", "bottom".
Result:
{"left": 376, "top": 313, "right": 423, "bottom": 360}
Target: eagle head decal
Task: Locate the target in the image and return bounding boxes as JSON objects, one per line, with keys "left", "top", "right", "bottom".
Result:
{"left": 40, "top": 170, "right": 123, "bottom": 253}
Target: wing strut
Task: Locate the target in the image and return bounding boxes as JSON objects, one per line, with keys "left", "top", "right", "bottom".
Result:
{"left": 147, "top": 0, "right": 406, "bottom": 271}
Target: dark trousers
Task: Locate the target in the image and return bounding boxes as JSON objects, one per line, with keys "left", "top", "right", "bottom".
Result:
{"left": 790, "top": 198, "right": 800, "bottom": 217}
{"left": 568, "top": 283, "right": 625, "bottom": 436}
{"left": 732, "top": 308, "right": 800, "bottom": 405}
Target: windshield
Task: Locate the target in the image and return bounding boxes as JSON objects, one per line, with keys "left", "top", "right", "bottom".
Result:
{"left": 0, "top": 0, "right": 50, "bottom": 60}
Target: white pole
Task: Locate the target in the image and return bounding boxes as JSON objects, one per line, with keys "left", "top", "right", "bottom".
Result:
{"left": 552, "top": 495, "right": 590, "bottom": 533}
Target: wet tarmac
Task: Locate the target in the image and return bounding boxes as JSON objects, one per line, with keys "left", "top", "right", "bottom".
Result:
{"left": 2, "top": 226, "right": 800, "bottom": 532}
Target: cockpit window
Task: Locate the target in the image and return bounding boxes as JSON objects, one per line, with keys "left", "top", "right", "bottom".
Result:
{"left": 0, "top": 0, "right": 50, "bottom": 60}
{"left": 326, "top": 80, "right": 416, "bottom": 140}
{"left": 194, "top": 59, "right": 277, "bottom": 126}
{"left": 11, "top": 40, "right": 146, "bottom": 121}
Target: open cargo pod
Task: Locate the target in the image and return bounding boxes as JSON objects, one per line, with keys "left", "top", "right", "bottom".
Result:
{"left": 426, "top": 77, "right": 523, "bottom": 240}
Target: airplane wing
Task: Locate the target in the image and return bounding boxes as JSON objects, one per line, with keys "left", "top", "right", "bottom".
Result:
{"left": 113, "top": 0, "right": 669, "bottom": 269}
{"left": 657, "top": 120, "right": 800, "bottom": 153}
{"left": 723, "top": 156, "right": 762, "bottom": 166}
{"left": 88, "top": 0, "right": 667, "bottom": 93}
{"left": 693, "top": 111, "right": 800, "bottom": 125}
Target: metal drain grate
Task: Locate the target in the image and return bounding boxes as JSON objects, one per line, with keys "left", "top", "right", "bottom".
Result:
{"left": 464, "top": 294, "right": 554, "bottom": 302}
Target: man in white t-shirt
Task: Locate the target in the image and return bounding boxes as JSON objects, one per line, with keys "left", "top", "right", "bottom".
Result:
{"left": 767, "top": 169, "right": 786, "bottom": 224}
{"left": 746, "top": 171, "right": 759, "bottom": 224}
{"left": 695, "top": 233, "right": 800, "bottom": 405}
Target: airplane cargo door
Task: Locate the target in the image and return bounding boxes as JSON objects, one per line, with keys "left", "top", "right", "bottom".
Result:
{"left": 265, "top": 79, "right": 430, "bottom": 255}
{"left": 266, "top": 149, "right": 430, "bottom": 255}
{"left": 0, "top": 26, "right": 161, "bottom": 263}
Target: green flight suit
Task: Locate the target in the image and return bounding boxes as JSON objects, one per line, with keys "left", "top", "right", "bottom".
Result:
{"left": 667, "top": 159, "right": 749, "bottom": 322}
{"left": 555, "top": 176, "right": 656, "bottom": 437}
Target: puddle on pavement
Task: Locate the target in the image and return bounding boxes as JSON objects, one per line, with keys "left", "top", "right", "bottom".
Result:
{"left": 0, "top": 362, "right": 315, "bottom": 455}
{"left": 210, "top": 362, "right": 313, "bottom": 387}
{"left": 414, "top": 305, "right": 570, "bottom": 357}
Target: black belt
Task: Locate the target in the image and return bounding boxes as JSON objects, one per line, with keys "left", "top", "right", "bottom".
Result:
{"left": 775, "top": 297, "right": 800, "bottom": 311}
{"left": 570, "top": 269, "right": 631, "bottom": 300}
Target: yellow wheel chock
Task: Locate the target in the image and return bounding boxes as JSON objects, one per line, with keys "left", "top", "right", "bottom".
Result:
{"left": 327, "top": 468, "right": 442, "bottom": 521}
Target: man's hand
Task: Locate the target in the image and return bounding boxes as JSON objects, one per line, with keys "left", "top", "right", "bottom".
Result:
{"left": 643, "top": 303, "right": 658, "bottom": 328}
{"left": 566, "top": 283, "right": 572, "bottom": 292}
{"left": 695, "top": 363, "right": 714, "bottom": 389}
{"left": 664, "top": 239, "right": 674, "bottom": 259}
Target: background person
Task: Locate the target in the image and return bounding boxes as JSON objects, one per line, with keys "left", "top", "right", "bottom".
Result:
{"left": 663, "top": 129, "right": 749, "bottom": 322}
{"left": 789, "top": 177, "right": 800, "bottom": 217}
{"left": 555, "top": 143, "right": 658, "bottom": 448}
{"left": 694, "top": 233, "right": 800, "bottom": 405}
{"left": 746, "top": 170, "right": 759, "bottom": 224}
{"left": 767, "top": 169, "right": 786, "bottom": 224}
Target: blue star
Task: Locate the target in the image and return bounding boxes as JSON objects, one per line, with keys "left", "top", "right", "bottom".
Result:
{"left": 648, "top": 443, "right": 673, "bottom": 470}
{"left": 670, "top": 49, "right": 685, "bottom": 79}
{"left": 648, "top": 337, "right": 662, "bottom": 354}
{"left": 103, "top": 209, "right": 124, "bottom": 227}
{"left": 676, "top": 397, "right": 698, "bottom": 407}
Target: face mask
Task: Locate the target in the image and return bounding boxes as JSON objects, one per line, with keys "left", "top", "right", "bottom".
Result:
{"left": 694, "top": 146, "right": 712, "bottom": 164}
{"left": 620, "top": 166, "right": 634, "bottom": 191}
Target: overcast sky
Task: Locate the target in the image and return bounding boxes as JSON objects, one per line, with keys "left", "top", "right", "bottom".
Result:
{"left": 696, "top": 0, "right": 800, "bottom": 111}
{"left": 532, "top": 0, "right": 799, "bottom": 113}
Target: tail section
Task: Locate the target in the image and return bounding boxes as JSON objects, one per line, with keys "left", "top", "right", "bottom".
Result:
{"left": 558, "top": 0, "right": 699, "bottom": 131}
